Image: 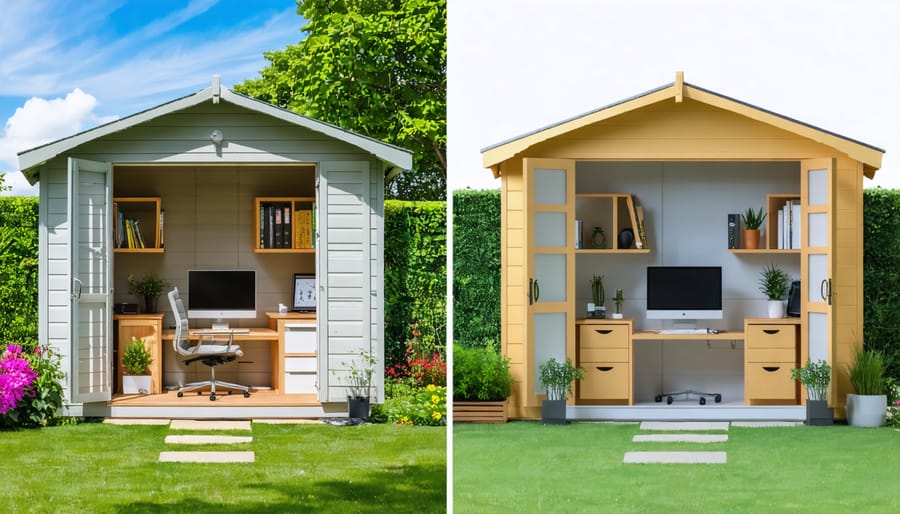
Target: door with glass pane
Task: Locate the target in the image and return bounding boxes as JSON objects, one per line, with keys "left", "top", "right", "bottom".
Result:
{"left": 800, "top": 158, "right": 833, "bottom": 404}
{"left": 524, "top": 158, "right": 575, "bottom": 407}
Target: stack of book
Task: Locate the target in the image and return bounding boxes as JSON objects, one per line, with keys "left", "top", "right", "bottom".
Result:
{"left": 776, "top": 199, "right": 801, "bottom": 249}
{"left": 115, "top": 208, "right": 146, "bottom": 249}
{"left": 259, "top": 202, "right": 316, "bottom": 249}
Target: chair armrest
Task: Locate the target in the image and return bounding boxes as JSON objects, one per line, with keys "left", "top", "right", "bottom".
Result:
{"left": 195, "top": 331, "right": 236, "bottom": 351}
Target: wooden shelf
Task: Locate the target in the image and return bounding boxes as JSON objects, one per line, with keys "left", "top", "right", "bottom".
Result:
{"left": 575, "top": 193, "right": 649, "bottom": 252}
{"left": 729, "top": 249, "right": 800, "bottom": 255}
{"left": 114, "top": 197, "right": 163, "bottom": 253}
{"left": 254, "top": 197, "right": 317, "bottom": 253}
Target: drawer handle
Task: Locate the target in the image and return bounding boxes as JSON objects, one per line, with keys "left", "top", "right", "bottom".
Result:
{"left": 762, "top": 366, "right": 780, "bottom": 372}
{"left": 596, "top": 366, "right": 614, "bottom": 372}
{"left": 595, "top": 329, "right": 613, "bottom": 335}
{"left": 763, "top": 329, "right": 780, "bottom": 335}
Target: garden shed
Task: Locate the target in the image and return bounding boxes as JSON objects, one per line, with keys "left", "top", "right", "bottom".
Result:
{"left": 18, "top": 76, "right": 412, "bottom": 418}
{"left": 482, "top": 72, "right": 884, "bottom": 421}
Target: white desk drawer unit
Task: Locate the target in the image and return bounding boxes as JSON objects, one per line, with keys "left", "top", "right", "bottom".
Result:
{"left": 283, "top": 322, "right": 317, "bottom": 394}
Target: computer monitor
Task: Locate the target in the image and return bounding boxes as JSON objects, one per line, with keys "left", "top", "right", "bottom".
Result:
{"left": 646, "top": 266, "right": 723, "bottom": 321}
{"left": 187, "top": 269, "right": 256, "bottom": 329}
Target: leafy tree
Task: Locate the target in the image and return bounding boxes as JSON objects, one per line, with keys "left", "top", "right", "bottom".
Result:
{"left": 236, "top": 0, "right": 446, "bottom": 200}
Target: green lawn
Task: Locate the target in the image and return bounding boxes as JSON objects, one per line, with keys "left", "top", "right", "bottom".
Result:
{"left": 454, "top": 422, "right": 899, "bottom": 513}
{"left": 0, "top": 421, "right": 446, "bottom": 513}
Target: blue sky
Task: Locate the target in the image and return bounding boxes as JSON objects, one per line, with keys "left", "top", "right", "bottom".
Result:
{"left": 0, "top": 0, "right": 303, "bottom": 195}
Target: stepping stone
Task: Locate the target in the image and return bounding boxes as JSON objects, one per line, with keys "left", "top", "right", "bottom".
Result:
{"left": 165, "top": 435, "right": 253, "bottom": 445}
{"left": 624, "top": 451, "right": 727, "bottom": 464}
{"left": 633, "top": 434, "right": 728, "bottom": 443}
{"left": 159, "top": 451, "right": 255, "bottom": 463}
{"left": 169, "top": 420, "right": 251, "bottom": 431}
{"left": 103, "top": 418, "right": 171, "bottom": 425}
{"left": 640, "top": 421, "right": 729, "bottom": 431}
{"left": 253, "top": 418, "right": 323, "bottom": 424}
{"left": 731, "top": 421, "right": 802, "bottom": 428}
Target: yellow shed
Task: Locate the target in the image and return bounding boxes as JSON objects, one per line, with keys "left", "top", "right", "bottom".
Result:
{"left": 482, "top": 72, "right": 884, "bottom": 421}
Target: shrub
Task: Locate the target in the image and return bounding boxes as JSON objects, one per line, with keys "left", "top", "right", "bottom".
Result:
{"left": 0, "top": 197, "right": 39, "bottom": 347}
{"left": 387, "top": 321, "right": 446, "bottom": 388}
{"left": 122, "top": 338, "right": 152, "bottom": 375}
{"left": 848, "top": 346, "right": 887, "bottom": 396}
{"left": 453, "top": 343, "right": 512, "bottom": 401}
{"left": 453, "top": 190, "right": 500, "bottom": 348}
{"left": 863, "top": 188, "right": 900, "bottom": 380}
{"left": 381, "top": 383, "right": 446, "bottom": 426}
{"left": 1, "top": 343, "right": 65, "bottom": 428}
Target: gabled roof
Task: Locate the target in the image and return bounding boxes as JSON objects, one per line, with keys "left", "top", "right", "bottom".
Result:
{"left": 482, "top": 72, "right": 884, "bottom": 178}
{"left": 18, "top": 77, "right": 413, "bottom": 183}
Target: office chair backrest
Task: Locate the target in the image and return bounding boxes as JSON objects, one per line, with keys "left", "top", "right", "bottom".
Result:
{"left": 167, "top": 287, "right": 191, "bottom": 355}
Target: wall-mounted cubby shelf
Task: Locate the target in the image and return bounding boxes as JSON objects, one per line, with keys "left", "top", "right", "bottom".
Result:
{"left": 575, "top": 193, "right": 649, "bottom": 253}
{"left": 113, "top": 197, "right": 164, "bottom": 253}
{"left": 254, "top": 197, "right": 317, "bottom": 253}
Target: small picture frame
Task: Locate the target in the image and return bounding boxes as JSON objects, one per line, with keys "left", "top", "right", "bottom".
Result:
{"left": 292, "top": 274, "right": 316, "bottom": 312}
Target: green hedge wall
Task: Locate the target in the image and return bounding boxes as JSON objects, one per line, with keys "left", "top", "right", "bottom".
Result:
{"left": 452, "top": 190, "right": 500, "bottom": 348}
{"left": 863, "top": 188, "right": 900, "bottom": 380}
{"left": 384, "top": 200, "right": 446, "bottom": 368}
{"left": 0, "top": 197, "right": 39, "bottom": 347}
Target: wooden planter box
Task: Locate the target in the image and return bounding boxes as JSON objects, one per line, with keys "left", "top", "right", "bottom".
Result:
{"left": 453, "top": 400, "right": 509, "bottom": 423}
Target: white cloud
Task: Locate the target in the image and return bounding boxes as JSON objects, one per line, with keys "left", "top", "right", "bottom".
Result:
{"left": 0, "top": 88, "right": 115, "bottom": 196}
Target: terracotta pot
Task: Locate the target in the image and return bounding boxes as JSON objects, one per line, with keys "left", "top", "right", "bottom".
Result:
{"left": 743, "top": 229, "right": 760, "bottom": 249}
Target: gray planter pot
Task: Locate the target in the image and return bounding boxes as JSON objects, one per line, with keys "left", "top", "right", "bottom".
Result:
{"left": 805, "top": 399, "right": 833, "bottom": 426}
{"left": 348, "top": 397, "right": 370, "bottom": 419}
{"left": 541, "top": 399, "right": 568, "bottom": 424}
{"left": 846, "top": 393, "right": 887, "bottom": 427}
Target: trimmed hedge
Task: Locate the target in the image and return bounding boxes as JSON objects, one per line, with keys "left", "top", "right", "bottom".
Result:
{"left": 384, "top": 200, "right": 446, "bottom": 369}
{"left": 0, "top": 197, "right": 39, "bottom": 347}
{"left": 452, "top": 190, "right": 500, "bottom": 348}
{"left": 863, "top": 188, "right": 900, "bottom": 380}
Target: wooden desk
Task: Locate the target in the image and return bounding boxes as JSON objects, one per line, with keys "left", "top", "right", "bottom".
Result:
{"left": 161, "top": 328, "right": 282, "bottom": 392}
{"left": 632, "top": 330, "right": 745, "bottom": 340}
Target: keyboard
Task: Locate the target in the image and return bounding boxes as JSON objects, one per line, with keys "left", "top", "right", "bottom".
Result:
{"left": 195, "top": 328, "right": 251, "bottom": 335}
{"left": 657, "top": 329, "right": 711, "bottom": 335}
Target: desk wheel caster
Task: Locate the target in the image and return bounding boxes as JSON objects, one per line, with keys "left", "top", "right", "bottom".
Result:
{"left": 654, "top": 395, "right": 662, "bottom": 403}
{"left": 699, "top": 397, "right": 706, "bottom": 405}
{"left": 243, "top": 391, "right": 251, "bottom": 398}
{"left": 209, "top": 394, "right": 216, "bottom": 401}
{"left": 666, "top": 396, "right": 674, "bottom": 405}
{"left": 715, "top": 394, "right": 722, "bottom": 403}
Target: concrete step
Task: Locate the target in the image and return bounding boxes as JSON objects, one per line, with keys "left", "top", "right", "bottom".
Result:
{"left": 165, "top": 435, "right": 253, "bottom": 445}
{"left": 158, "top": 451, "right": 255, "bottom": 463}
{"left": 624, "top": 451, "right": 727, "bottom": 464}
{"left": 169, "top": 420, "right": 251, "bottom": 431}
{"left": 639, "top": 421, "right": 729, "bottom": 431}
{"left": 633, "top": 434, "right": 728, "bottom": 443}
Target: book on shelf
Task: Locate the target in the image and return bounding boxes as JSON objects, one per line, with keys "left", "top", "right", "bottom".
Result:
{"left": 776, "top": 199, "right": 801, "bottom": 249}
{"left": 159, "top": 210, "right": 165, "bottom": 249}
{"left": 294, "top": 209, "right": 313, "bottom": 249}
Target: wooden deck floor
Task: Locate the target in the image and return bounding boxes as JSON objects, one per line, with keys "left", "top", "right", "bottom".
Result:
{"left": 110, "top": 389, "right": 319, "bottom": 407}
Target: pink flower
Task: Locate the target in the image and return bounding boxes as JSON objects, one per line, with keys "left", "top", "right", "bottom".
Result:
{"left": 34, "top": 346, "right": 42, "bottom": 356}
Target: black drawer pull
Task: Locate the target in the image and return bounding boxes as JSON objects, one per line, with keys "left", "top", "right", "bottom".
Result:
{"left": 762, "top": 366, "right": 780, "bottom": 372}
{"left": 763, "top": 329, "right": 780, "bottom": 335}
{"left": 595, "top": 329, "right": 613, "bottom": 335}
{"left": 596, "top": 366, "right": 614, "bottom": 372}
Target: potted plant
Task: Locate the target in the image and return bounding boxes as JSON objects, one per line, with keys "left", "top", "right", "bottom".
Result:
{"left": 127, "top": 272, "right": 166, "bottom": 314}
{"left": 121, "top": 337, "right": 152, "bottom": 394}
{"left": 588, "top": 274, "right": 605, "bottom": 318}
{"left": 846, "top": 346, "right": 887, "bottom": 427}
{"left": 741, "top": 206, "right": 766, "bottom": 249}
{"left": 790, "top": 359, "right": 832, "bottom": 425}
{"left": 538, "top": 357, "right": 584, "bottom": 424}
{"left": 341, "top": 350, "right": 377, "bottom": 419}
{"left": 452, "top": 343, "right": 513, "bottom": 423}
{"left": 611, "top": 289, "right": 624, "bottom": 319}
{"left": 758, "top": 263, "right": 790, "bottom": 318}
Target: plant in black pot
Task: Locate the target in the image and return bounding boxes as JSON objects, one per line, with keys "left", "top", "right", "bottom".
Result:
{"left": 846, "top": 346, "right": 887, "bottom": 427}
{"left": 341, "top": 350, "right": 377, "bottom": 419}
{"left": 538, "top": 357, "right": 584, "bottom": 424}
{"left": 127, "top": 273, "right": 166, "bottom": 314}
{"left": 758, "top": 263, "right": 790, "bottom": 318}
{"left": 791, "top": 359, "right": 832, "bottom": 425}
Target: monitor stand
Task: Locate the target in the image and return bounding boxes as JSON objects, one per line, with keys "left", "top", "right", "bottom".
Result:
{"left": 672, "top": 320, "right": 698, "bottom": 331}
{"left": 211, "top": 320, "right": 230, "bottom": 330}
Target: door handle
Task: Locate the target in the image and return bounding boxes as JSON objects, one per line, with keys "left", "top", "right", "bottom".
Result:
{"left": 820, "top": 278, "right": 832, "bottom": 305}
{"left": 71, "top": 278, "right": 82, "bottom": 300}
{"left": 533, "top": 280, "right": 540, "bottom": 302}
{"left": 528, "top": 278, "right": 533, "bottom": 305}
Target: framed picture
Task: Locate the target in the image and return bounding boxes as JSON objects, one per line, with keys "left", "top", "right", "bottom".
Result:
{"left": 292, "top": 274, "right": 316, "bottom": 312}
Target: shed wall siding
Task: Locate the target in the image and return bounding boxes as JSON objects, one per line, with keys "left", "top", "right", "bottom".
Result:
{"left": 501, "top": 160, "right": 528, "bottom": 418}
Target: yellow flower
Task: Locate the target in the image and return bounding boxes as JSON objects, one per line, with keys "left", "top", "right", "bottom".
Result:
{"left": 427, "top": 384, "right": 436, "bottom": 392}
{"left": 431, "top": 394, "right": 440, "bottom": 404}
{"left": 432, "top": 411, "right": 442, "bottom": 420}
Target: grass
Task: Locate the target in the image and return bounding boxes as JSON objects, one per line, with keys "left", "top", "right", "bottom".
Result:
{"left": 454, "top": 421, "right": 899, "bottom": 513}
{"left": 0, "top": 421, "right": 445, "bottom": 513}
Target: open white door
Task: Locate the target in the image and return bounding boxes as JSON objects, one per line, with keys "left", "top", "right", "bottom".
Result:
{"left": 68, "top": 158, "right": 113, "bottom": 403}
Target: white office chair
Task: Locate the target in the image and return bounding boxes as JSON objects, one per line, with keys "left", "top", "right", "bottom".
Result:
{"left": 167, "top": 287, "right": 250, "bottom": 401}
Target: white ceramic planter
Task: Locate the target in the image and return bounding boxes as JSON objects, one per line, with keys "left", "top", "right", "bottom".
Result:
{"left": 846, "top": 393, "right": 887, "bottom": 427}
{"left": 122, "top": 375, "right": 151, "bottom": 394}
{"left": 767, "top": 300, "right": 785, "bottom": 318}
